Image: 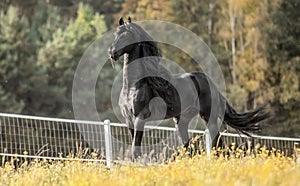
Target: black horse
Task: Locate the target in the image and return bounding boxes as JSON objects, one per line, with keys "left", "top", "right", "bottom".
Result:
{"left": 108, "top": 17, "right": 269, "bottom": 159}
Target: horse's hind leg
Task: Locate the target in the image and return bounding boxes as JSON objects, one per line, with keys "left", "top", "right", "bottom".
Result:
{"left": 203, "top": 115, "right": 223, "bottom": 149}
{"left": 173, "top": 116, "right": 192, "bottom": 147}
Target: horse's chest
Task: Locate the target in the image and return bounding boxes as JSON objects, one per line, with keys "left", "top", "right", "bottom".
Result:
{"left": 119, "top": 86, "right": 149, "bottom": 116}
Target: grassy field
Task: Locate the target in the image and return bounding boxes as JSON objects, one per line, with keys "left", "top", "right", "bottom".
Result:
{"left": 0, "top": 148, "right": 299, "bottom": 186}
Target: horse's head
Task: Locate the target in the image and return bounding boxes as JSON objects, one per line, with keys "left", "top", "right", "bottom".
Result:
{"left": 108, "top": 17, "right": 158, "bottom": 64}
{"left": 108, "top": 17, "right": 136, "bottom": 61}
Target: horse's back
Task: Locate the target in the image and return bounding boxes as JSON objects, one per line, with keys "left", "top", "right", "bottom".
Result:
{"left": 177, "top": 72, "right": 220, "bottom": 118}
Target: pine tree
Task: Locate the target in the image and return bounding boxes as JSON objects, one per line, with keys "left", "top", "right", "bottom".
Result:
{"left": 37, "top": 3, "right": 107, "bottom": 118}
{"left": 0, "top": 6, "right": 41, "bottom": 113}
{"left": 265, "top": 0, "right": 300, "bottom": 136}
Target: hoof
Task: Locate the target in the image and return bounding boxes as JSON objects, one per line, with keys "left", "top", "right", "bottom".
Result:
{"left": 131, "top": 148, "right": 142, "bottom": 161}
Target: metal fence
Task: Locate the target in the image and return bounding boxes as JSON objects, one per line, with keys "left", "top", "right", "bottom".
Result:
{"left": 0, "top": 113, "right": 299, "bottom": 167}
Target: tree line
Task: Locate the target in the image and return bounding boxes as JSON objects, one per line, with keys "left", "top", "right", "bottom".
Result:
{"left": 0, "top": 0, "right": 299, "bottom": 137}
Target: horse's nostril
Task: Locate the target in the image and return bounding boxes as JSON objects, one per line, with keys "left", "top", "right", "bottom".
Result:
{"left": 108, "top": 47, "right": 113, "bottom": 55}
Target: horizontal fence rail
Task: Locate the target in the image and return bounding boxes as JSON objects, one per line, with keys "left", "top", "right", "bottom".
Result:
{"left": 0, "top": 113, "right": 300, "bottom": 167}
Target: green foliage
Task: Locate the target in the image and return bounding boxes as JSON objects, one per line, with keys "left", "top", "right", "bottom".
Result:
{"left": 37, "top": 3, "right": 107, "bottom": 118}
{"left": 0, "top": 6, "right": 41, "bottom": 113}
{"left": 263, "top": 0, "right": 300, "bottom": 136}
{"left": 267, "top": 0, "right": 300, "bottom": 104}
{"left": 0, "top": 2, "right": 108, "bottom": 118}
{"left": 81, "top": 0, "right": 124, "bottom": 29}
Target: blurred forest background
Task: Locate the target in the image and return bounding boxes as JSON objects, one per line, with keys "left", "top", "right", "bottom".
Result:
{"left": 0, "top": 0, "right": 299, "bottom": 137}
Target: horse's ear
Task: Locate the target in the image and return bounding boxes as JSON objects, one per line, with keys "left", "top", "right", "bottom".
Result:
{"left": 119, "top": 17, "right": 124, "bottom": 25}
{"left": 128, "top": 17, "right": 131, "bottom": 23}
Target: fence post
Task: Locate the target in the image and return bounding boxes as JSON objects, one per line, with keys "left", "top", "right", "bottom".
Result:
{"left": 205, "top": 129, "right": 211, "bottom": 158}
{"left": 294, "top": 142, "right": 299, "bottom": 164}
{"left": 104, "top": 120, "right": 112, "bottom": 168}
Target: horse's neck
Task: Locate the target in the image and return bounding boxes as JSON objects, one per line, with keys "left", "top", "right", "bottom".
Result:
{"left": 122, "top": 53, "right": 144, "bottom": 90}
{"left": 122, "top": 45, "right": 168, "bottom": 92}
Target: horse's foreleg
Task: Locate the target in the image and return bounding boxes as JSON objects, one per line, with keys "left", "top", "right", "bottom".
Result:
{"left": 129, "top": 128, "right": 134, "bottom": 141}
{"left": 132, "top": 117, "right": 145, "bottom": 159}
{"left": 126, "top": 119, "right": 134, "bottom": 139}
{"left": 132, "top": 130, "right": 144, "bottom": 158}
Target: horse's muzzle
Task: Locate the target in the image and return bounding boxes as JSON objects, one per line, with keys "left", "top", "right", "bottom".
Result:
{"left": 108, "top": 47, "right": 120, "bottom": 61}
{"left": 108, "top": 47, "right": 118, "bottom": 68}
{"left": 109, "top": 54, "right": 119, "bottom": 61}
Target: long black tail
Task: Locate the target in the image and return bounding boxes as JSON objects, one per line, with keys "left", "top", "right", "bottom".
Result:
{"left": 224, "top": 102, "right": 270, "bottom": 136}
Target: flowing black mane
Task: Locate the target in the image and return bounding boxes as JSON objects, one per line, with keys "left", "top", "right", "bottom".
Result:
{"left": 119, "top": 22, "right": 162, "bottom": 57}
{"left": 120, "top": 22, "right": 172, "bottom": 93}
